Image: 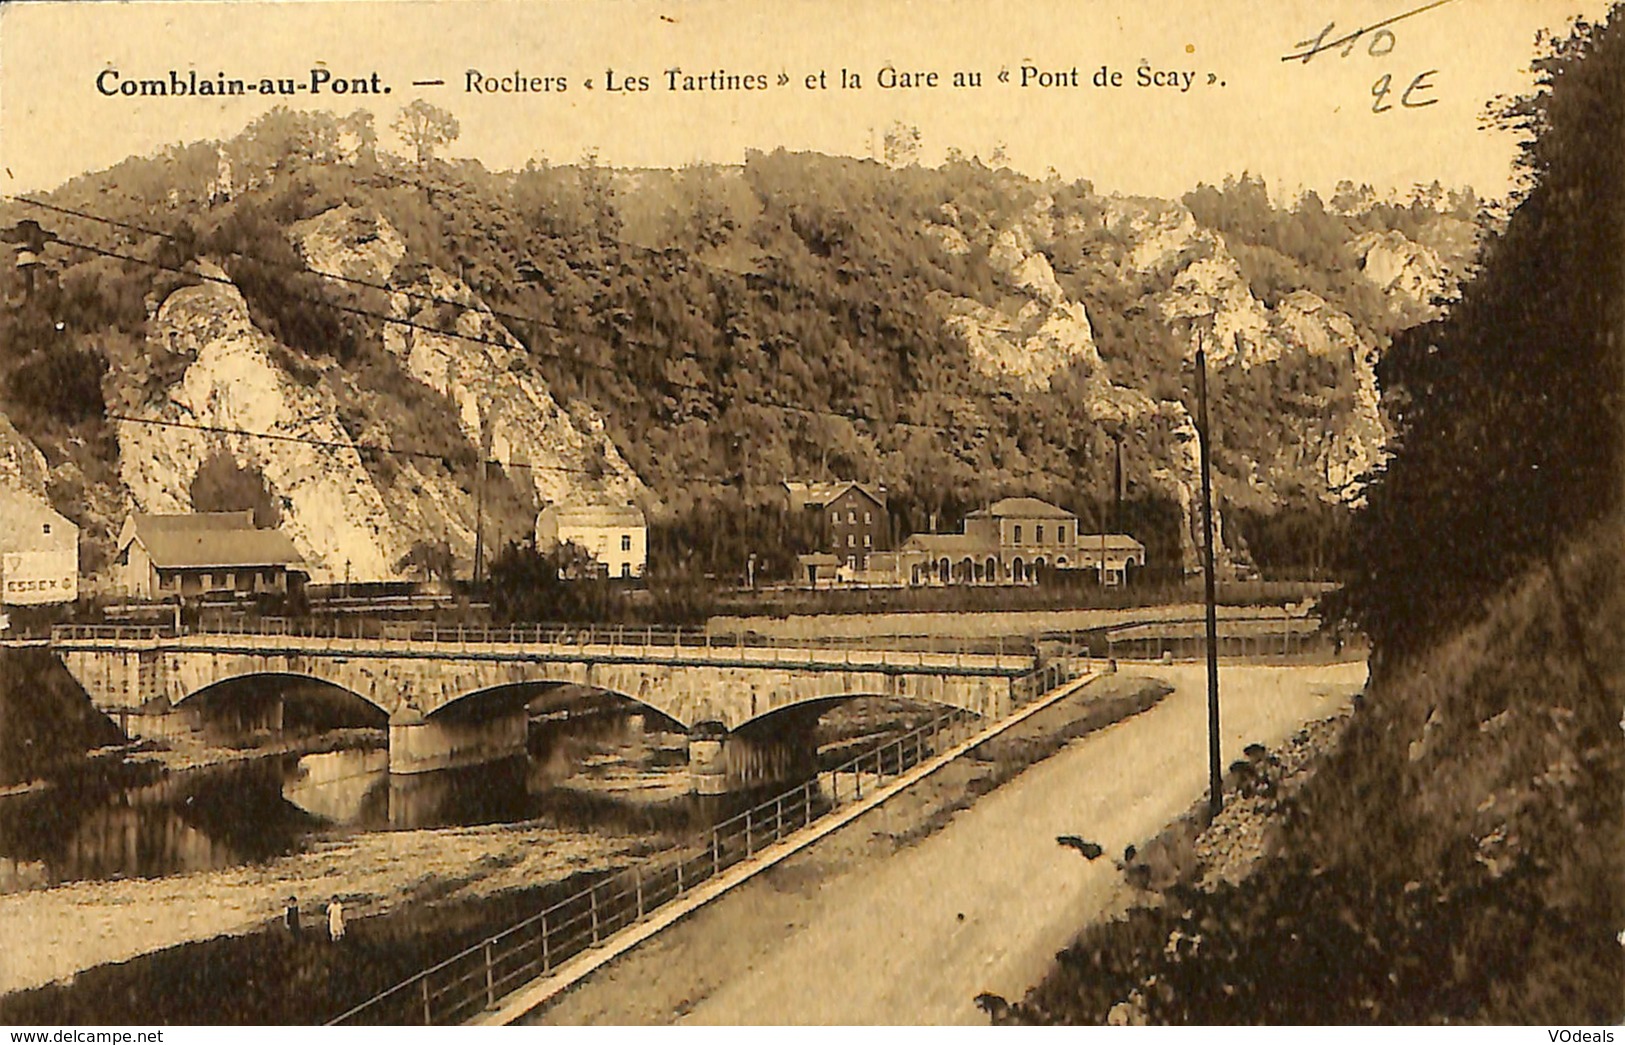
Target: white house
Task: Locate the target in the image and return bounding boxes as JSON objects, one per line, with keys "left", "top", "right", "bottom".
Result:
{"left": 535, "top": 503, "right": 648, "bottom": 579}
{"left": 0, "top": 489, "right": 78, "bottom": 606}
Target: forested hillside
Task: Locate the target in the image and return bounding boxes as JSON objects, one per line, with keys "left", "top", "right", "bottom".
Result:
{"left": 0, "top": 112, "right": 1477, "bottom": 585}
{"left": 1019, "top": 11, "right": 1622, "bottom": 1024}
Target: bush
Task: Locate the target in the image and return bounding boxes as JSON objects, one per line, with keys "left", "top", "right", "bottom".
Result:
{"left": 7, "top": 343, "right": 107, "bottom": 424}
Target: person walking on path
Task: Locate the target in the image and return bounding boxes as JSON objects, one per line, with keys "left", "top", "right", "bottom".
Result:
{"left": 284, "top": 896, "right": 301, "bottom": 935}
{"left": 327, "top": 900, "right": 346, "bottom": 942}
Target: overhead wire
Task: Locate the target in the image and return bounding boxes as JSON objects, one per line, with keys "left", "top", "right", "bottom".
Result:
{"left": 5, "top": 178, "right": 1102, "bottom": 490}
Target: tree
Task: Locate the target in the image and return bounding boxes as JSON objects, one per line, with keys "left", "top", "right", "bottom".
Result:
{"left": 394, "top": 538, "right": 456, "bottom": 588}
{"left": 189, "top": 453, "right": 280, "bottom": 528}
{"left": 486, "top": 541, "right": 614, "bottom": 622}
{"left": 392, "top": 100, "right": 460, "bottom": 165}
{"left": 337, "top": 109, "right": 378, "bottom": 165}
{"left": 1339, "top": 12, "right": 1623, "bottom": 660}
{"left": 882, "top": 121, "right": 922, "bottom": 167}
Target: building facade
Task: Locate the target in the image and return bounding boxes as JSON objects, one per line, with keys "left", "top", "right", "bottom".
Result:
{"left": 113, "top": 511, "right": 306, "bottom": 600}
{"left": 0, "top": 490, "right": 78, "bottom": 606}
{"left": 535, "top": 504, "right": 648, "bottom": 579}
{"left": 784, "top": 480, "right": 889, "bottom": 572}
{"left": 878, "top": 496, "right": 1145, "bottom": 586}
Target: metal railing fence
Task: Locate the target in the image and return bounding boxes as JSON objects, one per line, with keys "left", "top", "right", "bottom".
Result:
{"left": 57, "top": 620, "right": 1033, "bottom": 653}
{"left": 48, "top": 620, "right": 1035, "bottom": 674}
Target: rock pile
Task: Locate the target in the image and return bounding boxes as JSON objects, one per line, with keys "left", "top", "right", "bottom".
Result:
{"left": 1193, "top": 713, "right": 1350, "bottom": 889}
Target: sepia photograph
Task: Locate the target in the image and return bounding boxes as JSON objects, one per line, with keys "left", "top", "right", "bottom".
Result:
{"left": 0, "top": 0, "right": 1619, "bottom": 1029}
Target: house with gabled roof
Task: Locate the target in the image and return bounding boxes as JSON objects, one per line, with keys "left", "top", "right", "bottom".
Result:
{"left": 0, "top": 489, "right": 78, "bottom": 606}
{"left": 784, "top": 479, "right": 890, "bottom": 571}
{"left": 114, "top": 511, "right": 307, "bottom": 600}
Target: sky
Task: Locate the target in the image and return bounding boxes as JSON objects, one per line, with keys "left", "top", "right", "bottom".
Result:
{"left": 0, "top": 0, "right": 1613, "bottom": 201}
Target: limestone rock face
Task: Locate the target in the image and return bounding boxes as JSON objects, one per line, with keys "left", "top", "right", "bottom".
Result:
{"left": 117, "top": 272, "right": 404, "bottom": 583}
{"left": 0, "top": 411, "right": 51, "bottom": 501}
{"left": 109, "top": 210, "right": 653, "bottom": 587}
{"left": 933, "top": 195, "right": 1099, "bottom": 391}
{"left": 1353, "top": 229, "right": 1458, "bottom": 314}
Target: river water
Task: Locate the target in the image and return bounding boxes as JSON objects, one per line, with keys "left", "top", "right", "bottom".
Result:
{"left": 0, "top": 706, "right": 697, "bottom": 894}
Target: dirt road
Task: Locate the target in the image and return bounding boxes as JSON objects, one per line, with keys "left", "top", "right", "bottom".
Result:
{"left": 531, "top": 661, "right": 1365, "bottom": 1025}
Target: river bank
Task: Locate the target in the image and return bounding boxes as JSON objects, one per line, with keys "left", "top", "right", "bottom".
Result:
{"left": 0, "top": 814, "right": 654, "bottom": 1004}
{"left": 0, "top": 690, "right": 950, "bottom": 1021}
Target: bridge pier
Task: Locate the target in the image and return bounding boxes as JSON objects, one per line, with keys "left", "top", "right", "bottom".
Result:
{"left": 388, "top": 706, "right": 529, "bottom": 775}
{"left": 687, "top": 709, "right": 819, "bottom": 796}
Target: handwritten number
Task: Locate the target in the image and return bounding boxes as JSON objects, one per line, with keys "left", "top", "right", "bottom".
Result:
{"left": 1368, "top": 29, "right": 1397, "bottom": 56}
{"left": 1295, "top": 22, "right": 1336, "bottom": 63}
{"left": 1371, "top": 72, "right": 1394, "bottom": 112}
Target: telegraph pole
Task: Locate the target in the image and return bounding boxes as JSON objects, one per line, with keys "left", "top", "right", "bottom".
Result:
{"left": 473, "top": 455, "right": 486, "bottom": 591}
{"left": 473, "top": 401, "right": 494, "bottom": 593}
{"left": 1112, "top": 430, "right": 1124, "bottom": 532}
{"left": 1195, "top": 331, "right": 1222, "bottom": 817}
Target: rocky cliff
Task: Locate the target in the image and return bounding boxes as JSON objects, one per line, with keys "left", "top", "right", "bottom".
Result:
{"left": 109, "top": 213, "right": 650, "bottom": 585}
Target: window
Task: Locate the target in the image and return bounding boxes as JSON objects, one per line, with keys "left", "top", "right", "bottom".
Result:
{"left": 864, "top": 511, "right": 872, "bottom": 524}
{"left": 42, "top": 523, "right": 50, "bottom": 535}
{"left": 848, "top": 509, "right": 856, "bottom": 523}
{"left": 1058, "top": 526, "right": 1066, "bottom": 543}
{"left": 621, "top": 534, "right": 632, "bottom": 552}
{"left": 621, "top": 562, "right": 632, "bottom": 578}
{"left": 831, "top": 511, "right": 838, "bottom": 525}
{"left": 1036, "top": 525, "right": 1045, "bottom": 543}
{"left": 847, "top": 534, "right": 856, "bottom": 547}
{"left": 863, "top": 534, "right": 872, "bottom": 547}
{"left": 1013, "top": 524, "right": 1023, "bottom": 544}
{"left": 847, "top": 556, "right": 857, "bottom": 570}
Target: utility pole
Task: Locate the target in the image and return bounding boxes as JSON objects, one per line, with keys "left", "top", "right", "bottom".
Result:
{"left": 1112, "top": 431, "right": 1124, "bottom": 534}
{"left": 473, "top": 456, "right": 486, "bottom": 591}
{"left": 1195, "top": 330, "right": 1222, "bottom": 817}
{"left": 473, "top": 401, "right": 494, "bottom": 593}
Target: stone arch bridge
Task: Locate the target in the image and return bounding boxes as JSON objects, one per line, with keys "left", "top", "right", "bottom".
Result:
{"left": 50, "top": 624, "right": 1033, "bottom": 781}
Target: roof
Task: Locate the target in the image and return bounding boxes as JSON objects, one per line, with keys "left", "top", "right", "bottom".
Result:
{"left": 0, "top": 489, "right": 76, "bottom": 554}
{"left": 968, "top": 497, "right": 1076, "bottom": 520}
{"left": 544, "top": 504, "right": 647, "bottom": 528}
{"left": 120, "top": 512, "right": 304, "bottom": 570}
{"left": 900, "top": 533, "right": 994, "bottom": 556}
{"left": 796, "top": 552, "right": 842, "bottom": 566}
{"left": 1077, "top": 533, "right": 1147, "bottom": 551}
{"left": 784, "top": 480, "right": 887, "bottom": 510}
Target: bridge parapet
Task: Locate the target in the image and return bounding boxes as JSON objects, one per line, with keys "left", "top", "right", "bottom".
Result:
{"left": 49, "top": 625, "right": 1033, "bottom": 677}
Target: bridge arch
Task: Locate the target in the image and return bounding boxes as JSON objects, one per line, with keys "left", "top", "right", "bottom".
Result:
{"left": 177, "top": 670, "right": 389, "bottom": 718}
